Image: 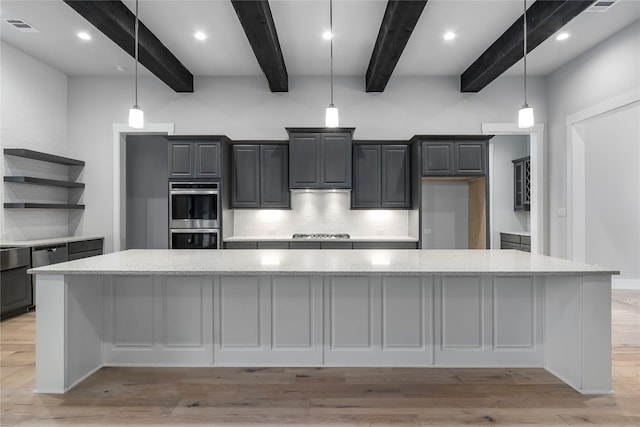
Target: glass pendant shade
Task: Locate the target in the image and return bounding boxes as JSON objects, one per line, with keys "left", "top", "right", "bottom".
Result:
{"left": 129, "top": 105, "right": 144, "bottom": 129}
{"left": 325, "top": 105, "right": 339, "bottom": 128}
{"left": 518, "top": 104, "right": 534, "bottom": 129}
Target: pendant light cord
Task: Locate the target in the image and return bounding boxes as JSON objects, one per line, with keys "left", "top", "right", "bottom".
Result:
{"left": 523, "top": 0, "right": 527, "bottom": 106}
{"left": 329, "top": 0, "right": 334, "bottom": 106}
{"left": 134, "top": 0, "right": 139, "bottom": 107}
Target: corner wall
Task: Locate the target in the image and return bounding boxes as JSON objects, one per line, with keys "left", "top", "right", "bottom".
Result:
{"left": 0, "top": 42, "right": 70, "bottom": 241}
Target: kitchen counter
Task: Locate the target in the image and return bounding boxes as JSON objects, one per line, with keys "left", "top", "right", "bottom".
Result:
{"left": 1, "top": 236, "right": 104, "bottom": 248}
{"left": 223, "top": 235, "right": 419, "bottom": 242}
{"left": 33, "top": 249, "right": 614, "bottom": 396}
{"left": 30, "top": 249, "right": 617, "bottom": 276}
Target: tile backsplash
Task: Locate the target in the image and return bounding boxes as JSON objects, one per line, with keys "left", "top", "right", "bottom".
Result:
{"left": 232, "top": 191, "right": 410, "bottom": 237}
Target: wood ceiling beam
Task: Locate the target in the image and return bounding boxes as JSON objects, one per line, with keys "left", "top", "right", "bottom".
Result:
{"left": 231, "top": 0, "right": 288, "bottom": 92}
{"left": 460, "top": 0, "right": 594, "bottom": 93}
{"left": 64, "top": 0, "right": 193, "bottom": 93}
{"left": 366, "top": 0, "right": 429, "bottom": 93}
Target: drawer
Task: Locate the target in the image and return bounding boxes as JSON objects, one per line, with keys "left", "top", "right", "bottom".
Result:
{"left": 224, "top": 242, "right": 258, "bottom": 249}
{"left": 320, "top": 242, "right": 352, "bottom": 249}
{"left": 499, "top": 233, "right": 521, "bottom": 244}
{"left": 289, "top": 242, "right": 321, "bottom": 249}
{"left": 520, "top": 244, "right": 531, "bottom": 252}
{"left": 500, "top": 241, "right": 521, "bottom": 250}
{"left": 521, "top": 235, "right": 531, "bottom": 245}
{"left": 352, "top": 242, "right": 418, "bottom": 249}
{"left": 68, "top": 249, "right": 102, "bottom": 261}
{"left": 68, "top": 239, "right": 103, "bottom": 254}
{"left": 257, "top": 242, "right": 290, "bottom": 249}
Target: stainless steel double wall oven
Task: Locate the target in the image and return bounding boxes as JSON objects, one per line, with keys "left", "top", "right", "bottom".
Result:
{"left": 169, "top": 181, "right": 221, "bottom": 249}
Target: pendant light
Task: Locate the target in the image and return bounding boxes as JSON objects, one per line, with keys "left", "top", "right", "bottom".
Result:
{"left": 128, "top": 0, "right": 144, "bottom": 129}
{"left": 325, "top": 0, "right": 339, "bottom": 128}
{"left": 518, "top": 0, "right": 534, "bottom": 129}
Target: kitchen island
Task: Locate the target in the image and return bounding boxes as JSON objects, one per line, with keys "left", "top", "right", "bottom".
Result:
{"left": 30, "top": 249, "right": 616, "bottom": 395}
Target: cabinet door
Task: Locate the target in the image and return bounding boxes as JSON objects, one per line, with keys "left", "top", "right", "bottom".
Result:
{"left": 195, "top": 142, "right": 221, "bottom": 178}
{"left": 455, "top": 142, "right": 485, "bottom": 175}
{"left": 513, "top": 160, "right": 524, "bottom": 210}
{"left": 1, "top": 267, "right": 32, "bottom": 318}
{"left": 168, "top": 142, "right": 194, "bottom": 178}
{"left": 352, "top": 144, "right": 381, "bottom": 208}
{"left": 421, "top": 141, "right": 453, "bottom": 176}
{"left": 232, "top": 145, "right": 260, "bottom": 208}
{"left": 320, "top": 133, "right": 351, "bottom": 188}
{"left": 381, "top": 145, "right": 410, "bottom": 208}
{"left": 289, "top": 134, "right": 320, "bottom": 188}
{"left": 260, "top": 145, "right": 290, "bottom": 208}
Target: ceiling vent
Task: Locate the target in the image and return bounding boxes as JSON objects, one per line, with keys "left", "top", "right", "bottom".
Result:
{"left": 3, "top": 18, "right": 40, "bottom": 32}
{"left": 587, "top": 0, "right": 619, "bottom": 12}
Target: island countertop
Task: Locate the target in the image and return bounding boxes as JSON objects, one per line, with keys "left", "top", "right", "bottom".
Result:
{"left": 28, "top": 249, "right": 618, "bottom": 276}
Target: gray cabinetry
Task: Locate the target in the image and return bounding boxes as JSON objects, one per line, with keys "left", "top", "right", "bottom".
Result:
{"left": 421, "top": 139, "right": 487, "bottom": 176}
{"left": 500, "top": 233, "right": 530, "bottom": 252}
{"left": 68, "top": 238, "right": 104, "bottom": 260}
{"left": 513, "top": 156, "right": 531, "bottom": 211}
{"left": 232, "top": 144, "right": 289, "bottom": 209}
{"left": 168, "top": 141, "right": 221, "bottom": 179}
{"left": 1, "top": 247, "right": 32, "bottom": 320}
{"left": 224, "top": 240, "right": 417, "bottom": 249}
{"left": 352, "top": 144, "right": 410, "bottom": 209}
{"left": 288, "top": 129, "right": 352, "bottom": 189}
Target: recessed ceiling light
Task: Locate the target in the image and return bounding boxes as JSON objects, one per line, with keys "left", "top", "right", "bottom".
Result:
{"left": 194, "top": 31, "right": 207, "bottom": 41}
{"left": 77, "top": 31, "right": 91, "bottom": 41}
{"left": 443, "top": 31, "right": 456, "bottom": 41}
{"left": 322, "top": 31, "right": 333, "bottom": 40}
{"left": 556, "top": 32, "right": 570, "bottom": 41}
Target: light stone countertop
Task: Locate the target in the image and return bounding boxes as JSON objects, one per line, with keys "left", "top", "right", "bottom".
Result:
{"left": 224, "top": 235, "right": 419, "bottom": 242}
{"left": 29, "top": 249, "right": 619, "bottom": 277}
{"left": 1, "top": 236, "right": 104, "bottom": 248}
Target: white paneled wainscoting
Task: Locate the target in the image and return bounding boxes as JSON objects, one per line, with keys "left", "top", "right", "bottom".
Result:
{"left": 101, "top": 275, "right": 544, "bottom": 368}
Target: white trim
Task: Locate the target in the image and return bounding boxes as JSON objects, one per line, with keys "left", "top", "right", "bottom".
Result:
{"left": 566, "top": 88, "right": 640, "bottom": 261}
{"left": 482, "top": 123, "right": 545, "bottom": 254}
{"left": 112, "top": 123, "right": 174, "bottom": 253}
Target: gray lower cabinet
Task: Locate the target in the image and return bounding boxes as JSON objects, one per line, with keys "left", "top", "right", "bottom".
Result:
{"left": 68, "top": 238, "right": 104, "bottom": 260}
{"left": 257, "top": 241, "right": 289, "bottom": 249}
{"left": 168, "top": 141, "right": 222, "bottom": 179}
{"left": 224, "top": 242, "right": 258, "bottom": 249}
{"left": 232, "top": 144, "right": 289, "bottom": 209}
{"left": 289, "top": 131, "right": 351, "bottom": 189}
{"left": 421, "top": 140, "right": 487, "bottom": 176}
{"left": 352, "top": 144, "right": 410, "bottom": 209}
{"left": 224, "top": 241, "right": 417, "bottom": 249}
{"left": 500, "top": 233, "right": 531, "bottom": 252}
{"left": 352, "top": 242, "right": 418, "bottom": 249}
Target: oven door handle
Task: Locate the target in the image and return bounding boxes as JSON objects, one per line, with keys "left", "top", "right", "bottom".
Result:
{"left": 170, "top": 190, "right": 219, "bottom": 195}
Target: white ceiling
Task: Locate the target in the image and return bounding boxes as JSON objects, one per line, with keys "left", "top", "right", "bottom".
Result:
{"left": 1, "top": 0, "right": 639, "bottom": 81}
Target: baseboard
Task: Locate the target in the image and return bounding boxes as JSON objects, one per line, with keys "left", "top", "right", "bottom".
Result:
{"left": 612, "top": 279, "right": 640, "bottom": 290}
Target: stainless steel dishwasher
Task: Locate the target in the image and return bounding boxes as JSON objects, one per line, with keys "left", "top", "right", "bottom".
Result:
{"left": 31, "top": 244, "right": 68, "bottom": 268}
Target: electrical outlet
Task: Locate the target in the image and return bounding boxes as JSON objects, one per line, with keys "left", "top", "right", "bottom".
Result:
{"left": 424, "top": 228, "right": 432, "bottom": 234}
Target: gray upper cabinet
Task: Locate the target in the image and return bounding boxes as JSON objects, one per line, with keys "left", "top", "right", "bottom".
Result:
{"left": 289, "top": 130, "right": 352, "bottom": 189}
{"left": 169, "top": 140, "right": 222, "bottom": 179}
{"left": 232, "top": 144, "right": 289, "bottom": 209}
{"left": 421, "top": 142, "right": 453, "bottom": 176}
{"left": 352, "top": 144, "right": 410, "bottom": 209}
{"left": 260, "top": 145, "right": 289, "bottom": 208}
{"left": 421, "top": 139, "right": 486, "bottom": 176}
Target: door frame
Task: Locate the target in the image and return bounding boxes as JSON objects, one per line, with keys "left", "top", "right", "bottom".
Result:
{"left": 112, "top": 123, "right": 174, "bottom": 252}
{"left": 482, "top": 123, "right": 545, "bottom": 254}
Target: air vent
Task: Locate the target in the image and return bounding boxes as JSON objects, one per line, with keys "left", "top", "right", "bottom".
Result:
{"left": 3, "top": 18, "right": 40, "bottom": 32}
{"left": 587, "top": 0, "right": 619, "bottom": 12}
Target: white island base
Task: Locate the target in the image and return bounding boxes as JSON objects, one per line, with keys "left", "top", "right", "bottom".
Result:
{"left": 33, "top": 250, "right": 615, "bottom": 395}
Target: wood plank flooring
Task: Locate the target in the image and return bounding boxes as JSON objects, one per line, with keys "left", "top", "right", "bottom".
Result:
{"left": 1, "top": 290, "right": 638, "bottom": 426}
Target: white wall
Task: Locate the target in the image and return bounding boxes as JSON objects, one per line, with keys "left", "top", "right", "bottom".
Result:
{"left": 546, "top": 20, "right": 640, "bottom": 258}
{"left": 491, "top": 135, "right": 530, "bottom": 248}
{"left": 1, "top": 42, "right": 70, "bottom": 241}
{"left": 67, "top": 74, "right": 546, "bottom": 252}
{"left": 583, "top": 102, "right": 639, "bottom": 283}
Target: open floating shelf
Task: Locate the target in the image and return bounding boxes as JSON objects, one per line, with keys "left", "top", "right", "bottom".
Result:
{"left": 4, "top": 203, "right": 85, "bottom": 210}
{"left": 4, "top": 176, "right": 85, "bottom": 188}
{"left": 3, "top": 149, "right": 85, "bottom": 166}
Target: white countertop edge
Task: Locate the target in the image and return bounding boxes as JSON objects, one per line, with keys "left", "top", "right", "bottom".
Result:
{"left": 224, "top": 235, "right": 419, "bottom": 242}
{"left": 1, "top": 236, "right": 105, "bottom": 247}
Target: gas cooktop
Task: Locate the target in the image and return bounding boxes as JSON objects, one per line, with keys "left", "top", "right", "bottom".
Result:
{"left": 292, "top": 233, "right": 350, "bottom": 240}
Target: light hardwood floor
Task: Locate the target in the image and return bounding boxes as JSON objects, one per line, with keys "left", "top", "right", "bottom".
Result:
{"left": 1, "top": 290, "right": 638, "bottom": 426}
